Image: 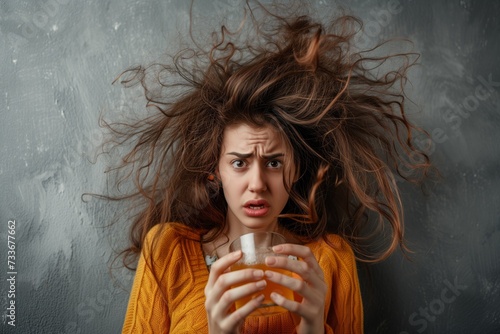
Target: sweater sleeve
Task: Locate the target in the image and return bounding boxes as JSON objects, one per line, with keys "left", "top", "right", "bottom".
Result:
{"left": 122, "top": 227, "right": 170, "bottom": 334}
{"left": 314, "top": 235, "right": 364, "bottom": 334}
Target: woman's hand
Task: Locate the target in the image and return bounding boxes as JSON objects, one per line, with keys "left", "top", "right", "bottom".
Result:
{"left": 204, "top": 250, "right": 267, "bottom": 334}
{"left": 264, "top": 244, "right": 327, "bottom": 334}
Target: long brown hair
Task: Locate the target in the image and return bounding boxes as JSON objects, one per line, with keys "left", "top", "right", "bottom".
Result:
{"left": 101, "top": 1, "right": 432, "bottom": 268}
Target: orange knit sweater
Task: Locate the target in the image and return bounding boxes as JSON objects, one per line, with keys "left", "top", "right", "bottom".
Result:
{"left": 122, "top": 224, "right": 363, "bottom": 333}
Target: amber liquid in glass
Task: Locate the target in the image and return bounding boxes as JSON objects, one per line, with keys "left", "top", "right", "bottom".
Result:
{"left": 231, "top": 262, "right": 294, "bottom": 311}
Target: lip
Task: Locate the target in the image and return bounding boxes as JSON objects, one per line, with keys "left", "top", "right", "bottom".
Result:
{"left": 243, "top": 199, "right": 270, "bottom": 217}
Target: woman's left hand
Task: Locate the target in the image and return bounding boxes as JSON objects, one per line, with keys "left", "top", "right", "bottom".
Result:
{"left": 264, "top": 244, "right": 327, "bottom": 334}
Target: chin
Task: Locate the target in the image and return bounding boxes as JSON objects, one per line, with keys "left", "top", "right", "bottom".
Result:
{"left": 240, "top": 218, "right": 276, "bottom": 231}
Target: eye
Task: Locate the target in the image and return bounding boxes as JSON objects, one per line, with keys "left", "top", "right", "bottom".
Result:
{"left": 266, "top": 160, "right": 283, "bottom": 169}
{"left": 231, "top": 160, "right": 247, "bottom": 169}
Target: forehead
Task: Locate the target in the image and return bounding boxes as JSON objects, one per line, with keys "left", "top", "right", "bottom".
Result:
{"left": 221, "top": 123, "right": 286, "bottom": 152}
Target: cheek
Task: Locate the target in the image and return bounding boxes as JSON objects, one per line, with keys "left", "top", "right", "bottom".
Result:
{"left": 220, "top": 173, "right": 240, "bottom": 191}
{"left": 270, "top": 177, "right": 289, "bottom": 200}
{"left": 219, "top": 173, "right": 243, "bottom": 199}
{"left": 217, "top": 164, "right": 231, "bottom": 184}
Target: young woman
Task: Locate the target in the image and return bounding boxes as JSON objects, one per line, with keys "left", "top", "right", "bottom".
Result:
{"left": 107, "top": 2, "right": 431, "bottom": 333}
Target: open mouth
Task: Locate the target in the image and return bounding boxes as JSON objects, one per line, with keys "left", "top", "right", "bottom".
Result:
{"left": 248, "top": 205, "right": 265, "bottom": 210}
{"left": 243, "top": 200, "right": 270, "bottom": 217}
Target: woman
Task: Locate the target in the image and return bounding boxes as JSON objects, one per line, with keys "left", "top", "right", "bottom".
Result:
{"left": 108, "top": 2, "right": 431, "bottom": 333}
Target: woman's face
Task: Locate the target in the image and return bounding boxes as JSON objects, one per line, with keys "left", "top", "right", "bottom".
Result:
{"left": 218, "top": 123, "right": 295, "bottom": 237}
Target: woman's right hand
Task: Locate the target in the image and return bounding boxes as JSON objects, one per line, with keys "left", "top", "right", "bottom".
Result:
{"left": 204, "top": 250, "right": 267, "bottom": 334}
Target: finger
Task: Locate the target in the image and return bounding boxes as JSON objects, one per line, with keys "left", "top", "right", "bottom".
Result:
{"left": 219, "top": 294, "right": 265, "bottom": 331}
{"left": 263, "top": 269, "right": 317, "bottom": 302}
{"left": 219, "top": 268, "right": 266, "bottom": 290}
{"left": 265, "top": 255, "right": 324, "bottom": 289}
{"left": 213, "top": 280, "right": 267, "bottom": 315}
{"left": 269, "top": 290, "right": 325, "bottom": 326}
{"left": 272, "top": 244, "right": 324, "bottom": 279}
{"left": 205, "top": 265, "right": 266, "bottom": 312}
{"left": 225, "top": 280, "right": 267, "bottom": 303}
{"left": 206, "top": 250, "right": 242, "bottom": 289}
{"left": 269, "top": 291, "right": 303, "bottom": 314}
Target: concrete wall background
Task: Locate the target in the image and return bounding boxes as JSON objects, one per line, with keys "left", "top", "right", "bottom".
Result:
{"left": 1, "top": 0, "right": 499, "bottom": 333}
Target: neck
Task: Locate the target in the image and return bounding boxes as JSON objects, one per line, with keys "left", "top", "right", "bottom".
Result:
{"left": 225, "top": 222, "right": 281, "bottom": 242}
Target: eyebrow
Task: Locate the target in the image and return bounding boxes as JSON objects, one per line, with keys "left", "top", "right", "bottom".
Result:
{"left": 226, "top": 152, "right": 285, "bottom": 160}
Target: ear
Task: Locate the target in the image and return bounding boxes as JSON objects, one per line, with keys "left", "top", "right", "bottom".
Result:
{"left": 207, "top": 170, "right": 221, "bottom": 183}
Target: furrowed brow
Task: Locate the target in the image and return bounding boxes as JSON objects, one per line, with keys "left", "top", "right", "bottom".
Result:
{"left": 226, "top": 152, "right": 285, "bottom": 159}
{"left": 226, "top": 152, "right": 253, "bottom": 159}
{"left": 261, "top": 153, "right": 285, "bottom": 160}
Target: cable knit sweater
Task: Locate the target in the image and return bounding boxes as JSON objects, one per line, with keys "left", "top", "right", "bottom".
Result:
{"left": 122, "top": 223, "right": 363, "bottom": 333}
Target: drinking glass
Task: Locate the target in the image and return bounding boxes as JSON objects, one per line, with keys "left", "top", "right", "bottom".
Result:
{"left": 229, "top": 232, "right": 294, "bottom": 315}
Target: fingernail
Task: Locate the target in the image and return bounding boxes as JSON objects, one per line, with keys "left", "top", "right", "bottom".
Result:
{"left": 256, "top": 280, "right": 266, "bottom": 288}
{"left": 273, "top": 245, "right": 283, "bottom": 252}
{"left": 265, "top": 271, "right": 273, "bottom": 278}
{"left": 253, "top": 270, "right": 264, "bottom": 278}
{"left": 232, "top": 250, "right": 241, "bottom": 258}
{"left": 266, "top": 257, "right": 276, "bottom": 265}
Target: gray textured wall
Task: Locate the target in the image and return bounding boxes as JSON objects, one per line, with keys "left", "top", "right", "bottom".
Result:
{"left": 1, "top": 0, "right": 499, "bottom": 333}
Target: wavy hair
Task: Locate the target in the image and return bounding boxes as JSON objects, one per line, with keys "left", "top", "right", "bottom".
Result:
{"left": 102, "top": 1, "right": 432, "bottom": 267}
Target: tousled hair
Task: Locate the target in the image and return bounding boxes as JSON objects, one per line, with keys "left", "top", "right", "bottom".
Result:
{"left": 101, "top": 1, "right": 432, "bottom": 268}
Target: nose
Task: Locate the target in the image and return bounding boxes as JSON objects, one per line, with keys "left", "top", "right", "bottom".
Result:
{"left": 248, "top": 164, "right": 267, "bottom": 193}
